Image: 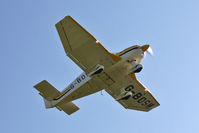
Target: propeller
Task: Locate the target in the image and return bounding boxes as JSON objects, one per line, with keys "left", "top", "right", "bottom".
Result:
{"left": 146, "top": 46, "right": 153, "bottom": 56}
{"left": 141, "top": 44, "right": 153, "bottom": 56}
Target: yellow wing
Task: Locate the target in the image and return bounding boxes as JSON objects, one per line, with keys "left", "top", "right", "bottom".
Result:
{"left": 56, "top": 16, "right": 121, "bottom": 73}
{"left": 105, "top": 74, "right": 160, "bottom": 112}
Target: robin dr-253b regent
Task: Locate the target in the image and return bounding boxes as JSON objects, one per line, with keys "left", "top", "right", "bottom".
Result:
{"left": 34, "top": 16, "right": 160, "bottom": 115}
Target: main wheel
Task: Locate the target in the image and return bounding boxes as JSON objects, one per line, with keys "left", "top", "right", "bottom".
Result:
{"left": 134, "top": 64, "right": 143, "bottom": 73}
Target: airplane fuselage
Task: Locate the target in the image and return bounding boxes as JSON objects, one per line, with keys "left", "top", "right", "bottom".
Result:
{"left": 50, "top": 45, "right": 145, "bottom": 107}
{"left": 34, "top": 15, "right": 159, "bottom": 115}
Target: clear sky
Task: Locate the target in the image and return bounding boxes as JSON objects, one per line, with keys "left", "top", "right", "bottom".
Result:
{"left": 1, "top": 0, "right": 199, "bottom": 133}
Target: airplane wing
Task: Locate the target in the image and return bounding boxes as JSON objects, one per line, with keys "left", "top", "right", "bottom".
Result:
{"left": 105, "top": 74, "right": 160, "bottom": 112}
{"left": 55, "top": 16, "right": 121, "bottom": 73}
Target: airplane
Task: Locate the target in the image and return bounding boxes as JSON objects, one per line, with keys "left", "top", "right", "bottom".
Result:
{"left": 34, "top": 16, "right": 160, "bottom": 115}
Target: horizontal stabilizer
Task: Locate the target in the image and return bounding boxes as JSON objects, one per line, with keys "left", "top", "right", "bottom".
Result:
{"left": 34, "top": 80, "right": 60, "bottom": 101}
{"left": 57, "top": 102, "right": 79, "bottom": 115}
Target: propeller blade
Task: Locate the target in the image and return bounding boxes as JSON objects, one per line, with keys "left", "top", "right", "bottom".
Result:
{"left": 147, "top": 46, "right": 153, "bottom": 56}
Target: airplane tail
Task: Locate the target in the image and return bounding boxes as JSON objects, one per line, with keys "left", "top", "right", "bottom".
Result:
{"left": 34, "top": 80, "right": 79, "bottom": 115}
{"left": 43, "top": 98, "right": 53, "bottom": 108}
{"left": 56, "top": 102, "right": 79, "bottom": 115}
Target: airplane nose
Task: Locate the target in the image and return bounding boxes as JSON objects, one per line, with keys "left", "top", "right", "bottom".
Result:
{"left": 141, "top": 45, "right": 150, "bottom": 52}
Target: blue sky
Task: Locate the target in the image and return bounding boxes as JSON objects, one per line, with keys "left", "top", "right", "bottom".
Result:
{"left": 1, "top": 0, "right": 199, "bottom": 133}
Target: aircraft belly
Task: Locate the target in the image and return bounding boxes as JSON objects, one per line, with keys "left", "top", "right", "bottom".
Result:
{"left": 98, "top": 72, "right": 115, "bottom": 86}
{"left": 57, "top": 59, "right": 138, "bottom": 105}
{"left": 105, "top": 75, "right": 130, "bottom": 98}
{"left": 104, "top": 62, "right": 134, "bottom": 100}
{"left": 58, "top": 75, "right": 107, "bottom": 104}
{"left": 60, "top": 83, "right": 92, "bottom": 103}
{"left": 106, "top": 59, "right": 131, "bottom": 81}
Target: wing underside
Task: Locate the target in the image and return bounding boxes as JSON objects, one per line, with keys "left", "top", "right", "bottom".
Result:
{"left": 105, "top": 74, "right": 160, "bottom": 112}
{"left": 56, "top": 16, "right": 120, "bottom": 73}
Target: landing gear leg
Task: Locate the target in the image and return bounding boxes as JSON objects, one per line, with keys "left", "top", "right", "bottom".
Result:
{"left": 129, "top": 60, "right": 143, "bottom": 74}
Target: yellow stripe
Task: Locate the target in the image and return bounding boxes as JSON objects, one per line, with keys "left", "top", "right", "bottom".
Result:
{"left": 130, "top": 73, "right": 160, "bottom": 105}
{"left": 68, "top": 16, "right": 121, "bottom": 62}
{"left": 96, "top": 41, "right": 121, "bottom": 62}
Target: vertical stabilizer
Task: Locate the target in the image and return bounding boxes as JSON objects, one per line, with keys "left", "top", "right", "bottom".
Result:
{"left": 34, "top": 80, "right": 61, "bottom": 108}
{"left": 43, "top": 98, "right": 53, "bottom": 108}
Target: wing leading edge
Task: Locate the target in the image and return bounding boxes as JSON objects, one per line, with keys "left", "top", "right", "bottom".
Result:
{"left": 56, "top": 16, "right": 121, "bottom": 73}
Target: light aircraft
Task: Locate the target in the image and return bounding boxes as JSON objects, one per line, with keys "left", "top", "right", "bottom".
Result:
{"left": 34, "top": 16, "right": 160, "bottom": 115}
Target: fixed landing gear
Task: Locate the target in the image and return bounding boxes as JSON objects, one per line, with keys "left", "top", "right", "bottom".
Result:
{"left": 133, "top": 64, "right": 143, "bottom": 73}
{"left": 128, "top": 60, "right": 143, "bottom": 74}
{"left": 116, "top": 91, "right": 133, "bottom": 101}
{"left": 116, "top": 85, "right": 134, "bottom": 101}
{"left": 88, "top": 64, "right": 104, "bottom": 76}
